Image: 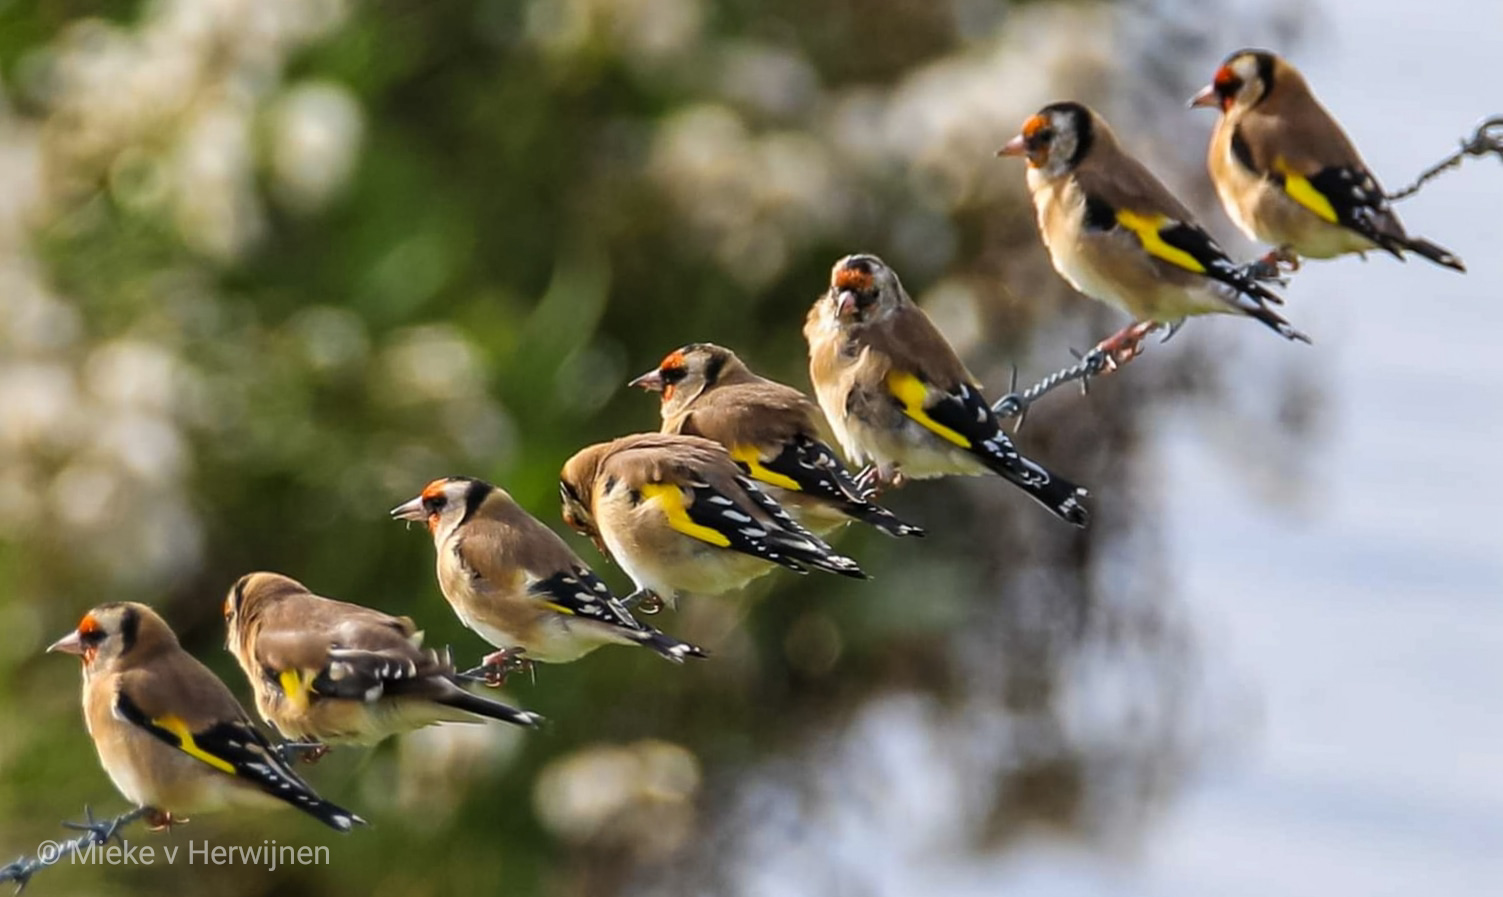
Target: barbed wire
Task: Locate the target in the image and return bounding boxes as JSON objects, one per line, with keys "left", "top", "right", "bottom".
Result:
{"left": 0, "top": 805, "right": 151, "bottom": 893}
{"left": 1387, "top": 115, "right": 1503, "bottom": 201}
{"left": 991, "top": 114, "right": 1502, "bottom": 425}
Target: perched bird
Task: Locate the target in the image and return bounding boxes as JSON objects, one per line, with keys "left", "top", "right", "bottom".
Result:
{"left": 392, "top": 477, "right": 705, "bottom": 675}
{"left": 998, "top": 101, "right": 1309, "bottom": 360}
{"left": 558, "top": 433, "right": 866, "bottom": 608}
{"left": 223, "top": 572, "right": 543, "bottom": 753}
{"left": 47, "top": 602, "right": 363, "bottom": 832}
{"left": 629, "top": 342, "right": 923, "bottom": 538}
{"left": 804, "top": 253, "right": 1089, "bottom": 528}
{"left": 1191, "top": 49, "right": 1464, "bottom": 272}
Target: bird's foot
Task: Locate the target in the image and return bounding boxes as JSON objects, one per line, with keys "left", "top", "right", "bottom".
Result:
{"left": 276, "top": 742, "right": 330, "bottom": 765}
{"left": 1242, "top": 246, "right": 1300, "bottom": 283}
{"left": 1089, "top": 320, "right": 1159, "bottom": 373}
{"left": 621, "top": 589, "right": 665, "bottom": 616}
{"left": 475, "top": 647, "right": 532, "bottom": 686}
{"left": 141, "top": 809, "right": 185, "bottom": 832}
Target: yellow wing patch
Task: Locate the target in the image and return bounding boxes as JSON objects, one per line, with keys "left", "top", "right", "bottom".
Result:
{"left": 885, "top": 371, "right": 971, "bottom": 449}
{"left": 1273, "top": 158, "right": 1339, "bottom": 224}
{"left": 1114, "top": 209, "right": 1207, "bottom": 273}
{"left": 540, "top": 601, "right": 577, "bottom": 616}
{"left": 639, "top": 482, "right": 732, "bottom": 548}
{"left": 155, "top": 714, "right": 237, "bottom": 775}
{"left": 277, "top": 669, "right": 314, "bottom": 714}
{"left": 728, "top": 444, "right": 803, "bottom": 492}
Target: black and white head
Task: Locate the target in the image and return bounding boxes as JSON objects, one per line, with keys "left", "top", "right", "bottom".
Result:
{"left": 390, "top": 476, "right": 495, "bottom": 544}
{"left": 48, "top": 602, "right": 171, "bottom": 674}
{"left": 998, "top": 101, "right": 1096, "bottom": 180}
{"left": 628, "top": 343, "right": 747, "bottom": 420}
{"left": 1190, "top": 49, "right": 1278, "bottom": 113}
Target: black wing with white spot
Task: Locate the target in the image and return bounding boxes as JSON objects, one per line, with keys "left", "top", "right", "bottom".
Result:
{"left": 528, "top": 567, "right": 641, "bottom": 630}
{"left": 313, "top": 645, "right": 438, "bottom": 703}
{"left": 1305, "top": 165, "right": 1404, "bottom": 254}
{"left": 919, "top": 382, "right": 1090, "bottom": 528}
{"left": 1304, "top": 166, "right": 1464, "bottom": 271}
{"left": 757, "top": 436, "right": 867, "bottom": 505}
{"left": 114, "top": 691, "right": 363, "bottom": 831}
{"left": 685, "top": 478, "right": 866, "bottom": 579}
{"left": 1156, "top": 221, "right": 1284, "bottom": 305}
{"left": 753, "top": 437, "right": 924, "bottom": 537}
{"left": 530, "top": 567, "right": 706, "bottom": 662}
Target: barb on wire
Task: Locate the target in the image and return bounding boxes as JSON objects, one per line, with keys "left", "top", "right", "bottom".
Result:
{"left": 991, "top": 347, "right": 1113, "bottom": 424}
{"left": 1388, "top": 115, "right": 1503, "bottom": 201}
{"left": 0, "top": 805, "right": 152, "bottom": 892}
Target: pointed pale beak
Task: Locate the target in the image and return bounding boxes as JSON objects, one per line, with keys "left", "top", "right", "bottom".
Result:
{"left": 390, "top": 496, "right": 427, "bottom": 521}
{"left": 1188, "top": 85, "right": 1219, "bottom": 109}
{"left": 996, "top": 134, "right": 1027, "bottom": 157}
{"left": 47, "top": 630, "right": 85, "bottom": 655}
{"left": 628, "top": 369, "right": 665, "bottom": 392}
{"left": 835, "top": 289, "right": 859, "bottom": 319}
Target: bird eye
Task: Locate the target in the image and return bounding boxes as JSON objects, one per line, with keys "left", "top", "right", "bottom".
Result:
{"left": 426, "top": 494, "right": 448, "bottom": 512}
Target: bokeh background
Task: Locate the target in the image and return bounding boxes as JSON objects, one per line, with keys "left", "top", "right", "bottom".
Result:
{"left": 0, "top": 0, "right": 1497, "bottom": 894}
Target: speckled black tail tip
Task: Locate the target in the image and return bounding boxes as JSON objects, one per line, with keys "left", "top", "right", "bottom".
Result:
{"left": 446, "top": 686, "right": 545, "bottom": 731}
{"left": 1403, "top": 236, "right": 1466, "bottom": 272}
{"left": 1247, "top": 303, "right": 1311, "bottom": 345}
{"left": 308, "top": 800, "right": 366, "bottom": 833}
{"left": 642, "top": 630, "right": 709, "bottom": 663}
{"left": 859, "top": 504, "right": 925, "bottom": 538}
{"left": 1029, "top": 479, "right": 1090, "bottom": 529}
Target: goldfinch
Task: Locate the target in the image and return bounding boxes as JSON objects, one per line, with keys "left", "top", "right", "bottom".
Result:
{"left": 804, "top": 253, "right": 1089, "bottom": 528}
{"left": 1191, "top": 49, "right": 1464, "bottom": 272}
{"left": 629, "top": 343, "right": 923, "bottom": 538}
{"left": 47, "top": 603, "right": 363, "bottom": 832}
{"left": 223, "top": 572, "right": 543, "bottom": 752}
{"left": 558, "top": 433, "right": 866, "bottom": 608}
{"left": 392, "top": 477, "right": 705, "bottom": 674}
{"left": 999, "top": 101, "right": 1309, "bottom": 359}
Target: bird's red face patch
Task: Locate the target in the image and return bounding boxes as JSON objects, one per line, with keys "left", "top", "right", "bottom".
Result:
{"left": 833, "top": 265, "right": 873, "bottom": 294}
{"left": 659, "top": 350, "right": 686, "bottom": 401}
{"left": 420, "top": 479, "right": 452, "bottom": 532}
{"left": 1212, "top": 65, "right": 1240, "bottom": 108}
{"left": 1017, "top": 114, "right": 1056, "bottom": 166}
{"left": 76, "top": 613, "right": 102, "bottom": 663}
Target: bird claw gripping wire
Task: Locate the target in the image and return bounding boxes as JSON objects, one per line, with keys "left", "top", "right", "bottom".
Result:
{"left": 620, "top": 589, "right": 666, "bottom": 616}
{"left": 991, "top": 342, "right": 1124, "bottom": 424}
{"left": 1235, "top": 246, "right": 1300, "bottom": 285}
{"left": 1, "top": 805, "right": 151, "bottom": 892}
{"left": 1388, "top": 115, "right": 1503, "bottom": 201}
{"left": 275, "top": 741, "right": 330, "bottom": 765}
{"left": 460, "top": 647, "right": 536, "bottom": 687}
